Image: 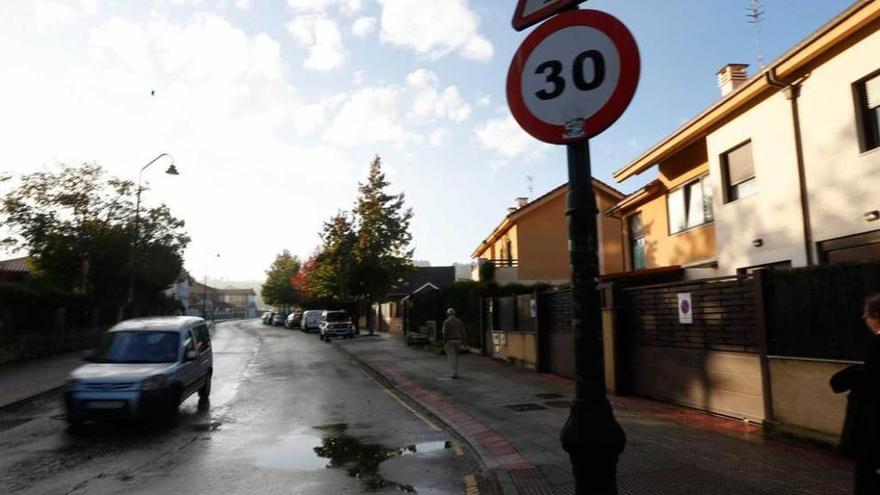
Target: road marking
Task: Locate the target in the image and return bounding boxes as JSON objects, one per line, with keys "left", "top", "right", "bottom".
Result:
{"left": 464, "top": 474, "right": 479, "bottom": 495}
{"left": 451, "top": 440, "right": 464, "bottom": 456}
{"left": 363, "top": 371, "right": 442, "bottom": 431}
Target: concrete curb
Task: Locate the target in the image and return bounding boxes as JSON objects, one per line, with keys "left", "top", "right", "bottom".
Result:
{"left": 0, "top": 385, "right": 65, "bottom": 413}
{"left": 334, "top": 340, "right": 513, "bottom": 495}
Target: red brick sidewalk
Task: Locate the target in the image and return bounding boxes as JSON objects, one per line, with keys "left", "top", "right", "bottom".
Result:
{"left": 338, "top": 335, "right": 853, "bottom": 495}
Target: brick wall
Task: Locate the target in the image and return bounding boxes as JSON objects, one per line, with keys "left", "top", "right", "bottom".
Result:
{"left": 622, "top": 277, "right": 759, "bottom": 353}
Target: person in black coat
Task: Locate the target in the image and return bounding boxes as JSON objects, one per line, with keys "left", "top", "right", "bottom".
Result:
{"left": 831, "top": 293, "right": 880, "bottom": 494}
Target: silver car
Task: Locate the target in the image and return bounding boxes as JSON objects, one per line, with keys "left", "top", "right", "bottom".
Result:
{"left": 64, "top": 316, "right": 213, "bottom": 427}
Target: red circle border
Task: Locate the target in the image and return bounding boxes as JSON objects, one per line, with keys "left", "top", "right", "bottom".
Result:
{"left": 506, "top": 9, "right": 640, "bottom": 145}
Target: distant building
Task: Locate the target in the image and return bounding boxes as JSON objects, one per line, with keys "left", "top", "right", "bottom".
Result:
{"left": 375, "top": 266, "right": 456, "bottom": 335}
{"left": 217, "top": 288, "right": 258, "bottom": 318}
{"left": 470, "top": 182, "right": 625, "bottom": 285}
{"left": 0, "top": 257, "right": 29, "bottom": 284}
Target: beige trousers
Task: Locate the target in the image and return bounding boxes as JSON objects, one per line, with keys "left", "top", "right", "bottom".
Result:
{"left": 444, "top": 340, "right": 462, "bottom": 376}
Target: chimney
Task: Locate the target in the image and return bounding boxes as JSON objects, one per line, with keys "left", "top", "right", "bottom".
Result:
{"left": 515, "top": 197, "right": 528, "bottom": 208}
{"left": 717, "top": 63, "right": 749, "bottom": 97}
{"left": 507, "top": 207, "right": 517, "bottom": 214}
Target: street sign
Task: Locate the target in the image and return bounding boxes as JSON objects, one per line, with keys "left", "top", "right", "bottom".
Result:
{"left": 506, "top": 9, "right": 640, "bottom": 144}
{"left": 511, "top": 0, "right": 586, "bottom": 32}
{"left": 678, "top": 293, "right": 693, "bottom": 324}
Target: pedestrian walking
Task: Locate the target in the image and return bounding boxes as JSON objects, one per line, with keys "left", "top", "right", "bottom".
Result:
{"left": 830, "top": 293, "right": 880, "bottom": 494}
{"left": 442, "top": 308, "right": 466, "bottom": 379}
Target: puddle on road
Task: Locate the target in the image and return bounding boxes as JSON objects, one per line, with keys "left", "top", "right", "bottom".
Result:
{"left": 256, "top": 423, "right": 453, "bottom": 492}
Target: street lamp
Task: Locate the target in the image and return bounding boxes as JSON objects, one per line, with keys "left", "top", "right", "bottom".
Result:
{"left": 126, "top": 153, "right": 178, "bottom": 318}
{"left": 202, "top": 253, "right": 221, "bottom": 320}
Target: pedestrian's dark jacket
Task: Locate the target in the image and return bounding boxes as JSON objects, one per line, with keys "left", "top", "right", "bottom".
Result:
{"left": 442, "top": 316, "right": 466, "bottom": 342}
{"left": 830, "top": 332, "right": 880, "bottom": 464}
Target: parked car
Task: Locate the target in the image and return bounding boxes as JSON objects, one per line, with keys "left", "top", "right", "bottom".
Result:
{"left": 64, "top": 316, "right": 213, "bottom": 428}
{"left": 300, "top": 310, "right": 323, "bottom": 333}
{"left": 319, "top": 310, "right": 355, "bottom": 341}
{"left": 285, "top": 312, "right": 303, "bottom": 329}
{"left": 271, "top": 313, "right": 287, "bottom": 326}
{"left": 261, "top": 312, "right": 273, "bottom": 325}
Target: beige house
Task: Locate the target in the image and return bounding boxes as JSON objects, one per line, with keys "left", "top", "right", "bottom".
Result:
{"left": 614, "top": 0, "right": 880, "bottom": 275}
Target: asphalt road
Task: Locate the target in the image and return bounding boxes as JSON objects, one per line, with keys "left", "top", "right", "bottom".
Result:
{"left": 0, "top": 319, "right": 486, "bottom": 495}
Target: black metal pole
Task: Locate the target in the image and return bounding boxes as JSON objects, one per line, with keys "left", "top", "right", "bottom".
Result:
{"left": 125, "top": 183, "right": 143, "bottom": 319}
{"left": 560, "top": 141, "right": 626, "bottom": 494}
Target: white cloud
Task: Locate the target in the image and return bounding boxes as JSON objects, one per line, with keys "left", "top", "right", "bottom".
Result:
{"left": 378, "top": 0, "right": 493, "bottom": 61}
{"left": 353, "top": 69, "right": 366, "bottom": 85}
{"left": 235, "top": 0, "right": 253, "bottom": 10}
{"left": 427, "top": 128, "right": 449, "bottom": 146}
{"left": 287, "top": 14, "right": 347, "bottom": 71}
{"left": 287, "top": 0, "right": 362, "bottom": 15}
{"left": 33, "top": 0, "right": 98, "bottom": 29}
{"left": 323, "top": 87, "right": 410, "bottom": 147}
{"left": 406, "top": 69, "right": 470, "bottom": 122}
{"left": 474, "top": 116, "right": 548, "bottom": 160}
{"left": 351, "top": 16, "right": 376, "bottom": 37}
{"left": 476, "top": 93, "right": 491, "bottom": 107}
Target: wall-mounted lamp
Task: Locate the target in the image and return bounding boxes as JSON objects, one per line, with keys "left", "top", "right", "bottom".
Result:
{"left": 864, "top": 210, "right": 880, "bottom": 222}
{"left": 752, "top": 238, "right": 764, "bottom": 248}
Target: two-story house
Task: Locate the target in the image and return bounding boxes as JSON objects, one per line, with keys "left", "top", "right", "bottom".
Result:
{"left": 471, "top": 179, "right": 625, "bottom": 285}
{"left": 612, "top": 0, "right": 880, "bottom": 275}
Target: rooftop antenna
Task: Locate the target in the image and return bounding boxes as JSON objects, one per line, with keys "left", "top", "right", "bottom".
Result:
{"left": 526, "top": 175, "right": 534, "bottom": 195}
{"left": 746, "top": 0, "right": 766, "bottom": 69}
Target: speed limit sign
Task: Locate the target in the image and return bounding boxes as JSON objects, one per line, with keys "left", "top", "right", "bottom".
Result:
{"left": 506, "top": 9, "right": 640, "bottom": 144}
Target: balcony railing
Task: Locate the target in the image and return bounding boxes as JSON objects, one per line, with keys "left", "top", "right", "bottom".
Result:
{"left": 484, "top": 258, "right": 519, "bottom": 268}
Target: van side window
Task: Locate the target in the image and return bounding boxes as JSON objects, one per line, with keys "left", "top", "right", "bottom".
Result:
{"left": 193, "top": 324, "right": 211, "bottom": 352}
{"left": 183, "top": 331, "right": 195, "bottom": 353}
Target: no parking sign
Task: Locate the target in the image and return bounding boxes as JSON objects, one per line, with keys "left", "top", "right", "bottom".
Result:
{"left": 506, "top": 9, "right": 640, "bottom": 144}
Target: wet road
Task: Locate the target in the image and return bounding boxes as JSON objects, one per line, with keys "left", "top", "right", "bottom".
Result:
{"left": 0, "top": 319, "right": 485, "bottom": 494}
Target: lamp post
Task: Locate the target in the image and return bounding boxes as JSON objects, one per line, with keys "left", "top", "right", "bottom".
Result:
{"left": 202, "top": 253, "right": 221, "bottom": 320}
{"left": 126, "top": 153, "right": 178, "bottom": 318}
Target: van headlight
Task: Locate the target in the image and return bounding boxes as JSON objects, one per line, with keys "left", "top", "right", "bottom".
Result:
{"left": 141, "top": 375, "right": 168, "bottom": 391}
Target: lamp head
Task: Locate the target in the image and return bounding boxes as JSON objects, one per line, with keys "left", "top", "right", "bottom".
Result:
{"left": 164, "top": 164, "right": 180, "bottom": 176}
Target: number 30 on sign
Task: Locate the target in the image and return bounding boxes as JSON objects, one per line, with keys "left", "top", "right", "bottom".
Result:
{"left": 506, "top": 10, "right": 640, "bottom": 144}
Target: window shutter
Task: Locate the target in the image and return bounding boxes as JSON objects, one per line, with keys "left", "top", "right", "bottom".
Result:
{"left": 726, "top": 141, "right": 754, "bottom": 186}
{"left": 866, "top": 74, "right": 880, "bottom": 109}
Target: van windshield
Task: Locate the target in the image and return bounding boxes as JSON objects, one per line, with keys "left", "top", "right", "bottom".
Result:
{"left": 326, "top": 312, "right": 348, "bottom": 322}
{"left": 91, "top": 331, "right": 180, "bottom": 364}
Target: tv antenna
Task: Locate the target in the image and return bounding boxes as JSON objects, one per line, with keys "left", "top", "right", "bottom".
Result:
{"left": 526, "top": 175, "right": 534, "bottom": 195}
{"left": 746, "top": 0, "right": 766, "bottom": 69}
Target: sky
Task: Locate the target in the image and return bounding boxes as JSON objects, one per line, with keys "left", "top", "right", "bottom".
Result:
{"left": 0, "top": 0, "right": 857, "bottom": 282}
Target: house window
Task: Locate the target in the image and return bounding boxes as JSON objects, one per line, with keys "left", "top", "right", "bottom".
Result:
{"left": 628, "top": 213, "right": 646, "bottom": 270}
{"left": 721, "top": 141, "right": 756, "bottom": 202}
{"left": 855, "top": 72, "right": 880, "bottom": 152}
{"left": 667, "top": 175, "right": 714, "bottom": 235}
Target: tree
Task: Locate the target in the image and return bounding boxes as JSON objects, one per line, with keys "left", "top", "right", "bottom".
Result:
{"left": 0, "top": 163, "right": 190, "bottom": 316}
{"left": 352, "top": 156, "right": 414, "bottom": 312}
{"left": 310, "top": 212, "right": 358, "bottom": 303}
{"left": 261, "top": 250, "right": 301, "bottom": 308}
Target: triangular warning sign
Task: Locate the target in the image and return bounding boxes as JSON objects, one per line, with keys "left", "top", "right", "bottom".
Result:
{"left": 512, "top": 0, "right": 586, "bottom": 31}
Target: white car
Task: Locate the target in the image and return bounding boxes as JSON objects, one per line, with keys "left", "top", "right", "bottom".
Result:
{"left": 300, "top": 310, "right": 323, "bottom": 333}
{"left": 319, "top": 310, "right": 355, "bottom": 341}
{"left": 64, "top": 317, "right": 212, "bottom": 427}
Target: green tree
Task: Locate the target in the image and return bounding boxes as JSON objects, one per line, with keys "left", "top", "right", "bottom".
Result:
{"left": 261, "top": 250, "right": 301, "bottom": 308}
{"left": 0, "top": 163, "right": 190, "bottom": 316}
{"left": 310, "top": 212, "right": 358, "bottom": 302}
{"left": 351, "top": 156, "right": 414, "bottom": 327}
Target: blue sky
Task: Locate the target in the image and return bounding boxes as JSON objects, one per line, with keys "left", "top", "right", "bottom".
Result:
{"left": 0, "top": 0, "right": 856, "bottom": 281}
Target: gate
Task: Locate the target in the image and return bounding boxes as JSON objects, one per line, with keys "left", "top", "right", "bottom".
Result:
{"left": 619, "top": 276, "right": 765, "bottom": 421}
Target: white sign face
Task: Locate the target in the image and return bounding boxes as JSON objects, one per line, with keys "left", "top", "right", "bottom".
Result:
{"left": 506, "top": 10, "right": 639, "bottom": 144}
{"left": 677, "top": 293, "right": 693, "bottom": 325}
{"left": 521, "top": 26, "right": 621, "bottom": 129}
